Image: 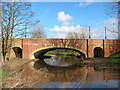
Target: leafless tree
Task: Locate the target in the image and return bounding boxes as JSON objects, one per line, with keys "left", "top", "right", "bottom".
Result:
{"left": 49, "top": 26, "right": 88, "bottom": 48}
{"left": 48, "top": 39, "right": 66, "bottom": 48}
{"left": 106, "top": 1, "right": 120, "bottom": 19}
{"left": 66, "top": 31, "right": 87, "bottom": 39}
{"left": 30, "top": 25, "right": 46, "bottom": 38}
{"left": 105, "top": 1, "right": 120, "bottom": 38}
{"left": 0, "top": 1, "right": 40, "bottom": 61}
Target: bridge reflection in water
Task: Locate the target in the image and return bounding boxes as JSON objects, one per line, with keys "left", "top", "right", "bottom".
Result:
{"left": 29, "top": 56, "right": 120, "bottom": 88}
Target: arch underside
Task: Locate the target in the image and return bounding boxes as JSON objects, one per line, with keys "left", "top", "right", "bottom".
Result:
{"left": 33, "top": 47, "right": 86, "bottom": 59}
{"left": 12, "top": 47, "right": 22, "bottom": 58}
{"left": 94, "top": 47, "right": 103, "bottom": 57}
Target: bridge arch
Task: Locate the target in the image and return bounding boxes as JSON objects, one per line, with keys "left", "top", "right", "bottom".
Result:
{"left": 29, "top": 46, "right": 86, "bottom": 59}
{"left": 12, "top": 46, "right": 22, "bottom": 58}
{"left": 94, "top": 47, "right": 104, "bottom": 57}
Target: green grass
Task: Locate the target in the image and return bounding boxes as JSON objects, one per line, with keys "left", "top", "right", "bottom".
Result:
{"left": 105, "top": 51, "right": 120, "bottom": 64}
{"left": 109, "top": 51, "right": 120, "bottom": 58}
{"left": 46, "top": 50, "right": 79, "bottom": 55}
{"left": 105, "top": 58, "right": 120, "bottom": 64}
{"left": 0, "top": 70, "right": 8, "bottom": 78}
{"left": 89, "top": 51, "right": 120, "bottom": 64}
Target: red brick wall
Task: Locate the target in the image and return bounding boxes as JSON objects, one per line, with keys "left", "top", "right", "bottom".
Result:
{"left": 104, "top": 39, "right": 120, "bottom": 57}
{"left": 87, "top": 39, "right": 103, "bottom": 57}
{"left": 9, "top": 39, "right": 120, "bottom": 58}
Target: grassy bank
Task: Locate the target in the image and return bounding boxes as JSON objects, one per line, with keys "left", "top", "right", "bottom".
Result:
{"left": 105, "top": 58, "right": 120, "bottom": 64}
{"left": 105, "top": 51, "right": 120, "bottom": 64}
{"left": 89, "top": 51, "right": 120, "bottom": 64}
{"left": 109, "top": 51, "right": 120, "bottom": 58}
{"left": 0, "top": 70, "right": 8, "bottom": 78}
{"left": 45, "top": 50, "right": 79, "bottom": 55}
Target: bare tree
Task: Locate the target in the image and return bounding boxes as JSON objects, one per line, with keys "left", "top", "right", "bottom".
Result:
{"left": 0, "top": 1, "right": 40, "bottom": 61}
{"left": 105, "top": 1, "right": 120, "bottom": 39}
{"left": 66, "top": 31, "right": 87, "bottom": 39}
{"left": 49, "top": 25, "right": 88, "bottom": 48}
{"left": 48, "top": 38, "right": 86, "bottom": 60}
{"left": 49, "top": 38, "right": 85, "bottom": 50}
{"left": 106, "top": 1, "right": 120, "bottom": 19}
{"left": 65, "top": 31, "right": 86, "bottom": 50}
{"left": 30, "top": 25, "right": 46, "bottom": 38}
{"left": 66, "top": 24, "right": 89, "bottom": 39}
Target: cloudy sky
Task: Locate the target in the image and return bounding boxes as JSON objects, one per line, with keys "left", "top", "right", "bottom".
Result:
{"left": 29, "top": 2, "right": 118, "bottom": 39}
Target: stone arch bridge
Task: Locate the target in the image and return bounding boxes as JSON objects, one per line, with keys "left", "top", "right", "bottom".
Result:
{"left": 10, "top": 38, "right": 120, "bottom": 59}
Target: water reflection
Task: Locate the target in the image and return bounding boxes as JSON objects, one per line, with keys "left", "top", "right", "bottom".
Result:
{"left": 44, "top": 55, "right": 80, "bottom": 67}
{"left": 30, "top": 56, "right": 120, "bottom": 88}
{"left": 33, "top": 58, "right": 81, "bottom": 73}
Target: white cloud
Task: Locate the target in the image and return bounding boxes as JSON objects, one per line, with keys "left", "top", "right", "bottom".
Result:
{"left": 58, "top": 12, "right": 72, "bottom": 22}
{"left": 90, "top": 28, "right": 104, "bottom": 39}
{"left": 49, "top": 17, "right": 118, "bottom": 39}
{"left": 62, "top": 22, "right": 71, "bottom": 26}
{"left": 91, "top": 17, "right": 118, "bottom": 39}
{"left": 76, "top": 24, "right": 86, "bottom": 30}
{"left": 51, "top": 33, "right": 66, "bottom": 38}
{"left": 50, "top": 25, "right": 88, "bottom": 33}
{"left": 49, "top": 11, "right": 75, "bottom": 38}
{"left": 49, "top": 11, "right": 118, "bottom": 39}
{"left": 94, "top": 18, "right": 118, "bottom": 39}
{"left": 75, "top": 2, "right": 92, "bottom": 7}
{"left": 49, "top": 24, "right": 92, "bottom": 38}
{"left": 50, "top": 25, "right": 76, "bottom": 32}
{"left": 49, "top": 23, "right": 117, "bottom": 39}
{"left": 50, "top": 24, "right": 89, "bottom": 32}
{"left": 92, "top": 27, "right": 118, "bottom": 39}
{"left": 102, "top": 18, "right": 118, "bottom": 31}
{"left": 95, "top": 18, "right": 118, "bottom": 31}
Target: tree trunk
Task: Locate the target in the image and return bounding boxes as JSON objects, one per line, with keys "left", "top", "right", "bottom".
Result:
{"left": 0, "top": 1, "right": 4, "bottom": 61}
{"left": 8, "top": 2, "right": 16, "bottom": 59}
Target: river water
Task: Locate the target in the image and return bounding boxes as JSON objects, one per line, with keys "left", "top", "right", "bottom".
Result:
{"left": 29, "top": 56, "right": 120, "bottom": 88}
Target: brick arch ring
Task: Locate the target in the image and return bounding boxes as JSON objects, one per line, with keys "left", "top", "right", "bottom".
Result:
{"left": 29, "top": 46, "right": 86, "bottom": 60}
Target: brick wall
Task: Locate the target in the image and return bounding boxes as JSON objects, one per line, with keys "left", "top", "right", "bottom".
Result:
{"left": 5, "top": 38, "right": 120, "bottom": 58}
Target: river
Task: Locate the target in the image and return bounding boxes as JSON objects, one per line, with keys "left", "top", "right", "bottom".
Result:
{"left": 29, "top": 55, "right": 120, "bottom": 88}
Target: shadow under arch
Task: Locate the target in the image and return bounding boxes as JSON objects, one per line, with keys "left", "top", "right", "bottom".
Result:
{"left": 33, "top": 59, "right": 82, "bottom": 72}
{"left": 12, "top": 47, "right": 22, "bottom": 58}
{"left": 94, "top": 47, "right": 103, "bottom": 57}
{"left": 33, "top": 47, "right": 86, "bottom": 59}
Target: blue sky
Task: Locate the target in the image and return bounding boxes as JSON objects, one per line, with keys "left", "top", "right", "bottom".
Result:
{"left": 30, "top": 2, "right": 118, "bottom": 39}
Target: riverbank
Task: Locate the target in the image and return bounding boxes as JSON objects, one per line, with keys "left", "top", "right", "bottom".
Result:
{"left": 86, "top": 51, "right": 120, "bottom": 70}
{"left": 45, "top": 50, "right": 79, "bottom": 56}
{"left": 2, "top": 58, "right": 50, "bottom": 88}
{"left": 83, "top": 57, "right": 120, "bottom": 70}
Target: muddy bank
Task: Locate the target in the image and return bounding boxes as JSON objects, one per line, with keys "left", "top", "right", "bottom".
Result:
{"left": 83, "top": 59, "right": 120, "bottom": 71}
{"left": 2, "top": 58, "right": 50, "bottom": 88}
